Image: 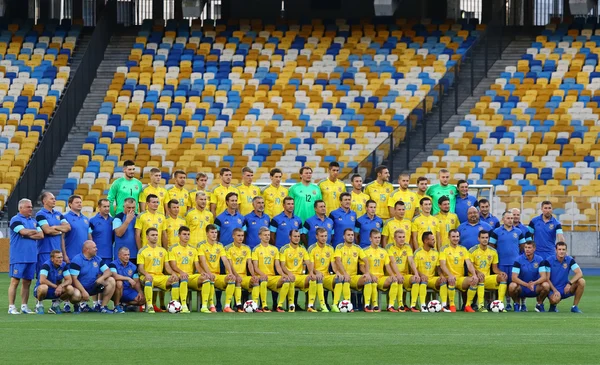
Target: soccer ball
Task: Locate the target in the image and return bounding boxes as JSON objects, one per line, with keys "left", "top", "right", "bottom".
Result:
{"left": 243, "top": 300, "right": 258, "bottom": 313}
{"left": 167, "top": 300, "right": 182, "bottom": 313}
{"left": 427, "top": 300, "right": 442, "bottom": 313}
{"left": 489, "top": 300, "right": 505, "bottom": 313}
{"left": 338, "top": 300, "right": 353, "bottom": 313}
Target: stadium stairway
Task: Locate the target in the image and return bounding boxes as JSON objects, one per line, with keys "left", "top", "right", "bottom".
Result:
{"left": 392, "top": 36, "right": 535, "bottom": 174}
{"left": 39, "top": 30, "right": 136, "bottom": 199}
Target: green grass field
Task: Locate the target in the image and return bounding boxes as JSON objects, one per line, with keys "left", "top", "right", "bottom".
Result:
{"left": 1, "top": 273, "right": 599, "bottom": 364}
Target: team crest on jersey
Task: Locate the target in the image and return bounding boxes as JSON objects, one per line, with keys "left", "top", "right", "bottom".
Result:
{"left": 533, "top": 263, "right": 539, "bottom": 269}
{"left": 93, "top": 262, "right": 98, "bottom": 267}
{"left": 513, "top": 233, "right": 518, "bottom": 238}
{"left": 13, "top": 268, "right": 18, "bottom": 274}
{"left": 549, "top": 224, "right": 554, "bottom": 230}
{"left": 467, "top": 201, "right": 472, "bottom": 206}
{"left": 326, "top": 252, "right": 331, "bottom": 258}
{"left": 350, "top": 216, "right": 355, "bottom": 221}
{"left": 237, "top": 219, "right": 242, "bottom": 224}
{"left": 159, "top": 252, "right": 163, "bottom": 257}
{"left": 478, "top": 227, "right": 483, "bottom": 231}
{"left": 379, "top": 254, "right": 384, "bottom": 259}
{"left": 488, "top": 255, "right": 492, "bottom": 261}
{"left": 205, "top": 216, "right": 210, "bottom": 222}
{"left": 459, "top": 252, "right": 463, "bottom": 256}
{"left": 158, "top": 218, "right": 163, "bottom": 223}
{"left": 402, "top": 251, "right": 407, "bottom": 256}
{"left": 563, "top": 263, "right": 568, "bottom": 269}
{"left": 224, "top": 220, "right": 230, "bottom": 225}
{"left": 84, "top": 219, "right": 88, "bottom": 224}
{"left": 270, "top": 250, "right": 275, "bottom": 256}
{"left": 353, "top": 252, "right": 358, "bottom": 257}
{"left": 135, "top": 186, "right": 139, "bottom": 190}
{"left": 376, "top": 222, "right": 380, "bottom": 228}
{"left": 159, "top": 192, "right": 164, "bottom": 197}
{"left": 127, "top": 269, "right": 133, "bottom": 276}
{"left": 294, "top": 221, "right": 299, "bottom": 227}
{"left": 188, "top": 251, "right": 193, "bottom": 257}
{"left": 451, "top": 219, "right": 455, "bottom": 224}
{"left": 431, "top": 255, "right": 435, "bottom": 261}
{"left": 327, "top": 223, "right": 332, "bottom": 229}
{"left": 55, "top": 215, "right": 60, "bottom": 220}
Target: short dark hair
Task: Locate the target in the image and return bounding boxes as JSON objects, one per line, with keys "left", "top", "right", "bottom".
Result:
{"left": 422, "top": 231, "right": 433, "bottom": 242}
{"left": 283, "top": 196, "right": 294, "bottom": 205}
{"left": 173, "top": 170, "right": 186, "bottom": 177}
{"left": 438, "top": 196, "right": 450, "bottom": 205}
{"left": 314, "top": 199, "right": 325, "bottom": 208}
{"left": 328, "top": 161, "right": 340, "bottom": 169}
{"left": 270, "top": 168, "right": 282, "bottom": 176}
{"left": 206, "top": 224, "right": 218, "bottom": 233}
{"left": 375, "top": 165, "right": 388, "bottom": 175}
{"left": 339, "top": 192, "right": 351, "bottom": 201}
{"left": 448, "top": 229, "right": 459, "bottom": 237}
{"left": 299, "top": 166, "right": 312, "bottom": 175}
{"left": 478, "top": 230, "right": 489, "bottom": 238}
{"left": 344, "top": 228, "right": 354, "bottom": 235}
{"left": 417, "top": 176, "right": 428, "bottom": 184}
{"left": 479, "top": 198, "right": 490, "bottom": 205}
{"left": 351, "top": 174, "right": 362, "bottom": 182}
{"left": 366, "top": 199, "right": 376, "bottom": 208}
{"left": 457, "top": 179, "right": 468, "bottom": 188}
{"left": 98, "top": 198, "right": 109, "bottom": 206}
{"left": 123, "top": 160, "right": 135, "bottom": 167}
{"left": 316, "top": 227, "right": 327, "bottom": 235}
{"left": 225, "top": 192, "right": 238, "bottom": 202}
{"left": 167, "top": 199, "right": 179, "bottom": 208}
{"left": 146, "top": 227, "right": 158, "bottom": 235}
{"left": 233, "top": 227, "right": 244, "bottom": 235}
{"left": 178, "top": 226, "right": 190, "bottom": 234}
{"left": 542, "top": 200, "right": 552, "bottom": 207}
{"left": 524, "top": 241, "right": 536, "bottom": 247}
{"left": 220, "top": 167, "right": 231, "bottom": 176}
{"left": 420, "top": 197, "right": 431, "bottom": 205}
{"left": 394, "top": 201, "right": 405, "bottom": 208}
{"left": 146, "top": 194, "right": 158, "bottom": 203}
{"left": 556, "top": 241, "right": 567, "bottom": 249}
{"left": 369, "top": 229, "right": 381, "bottom": 237}
{"left": 289, "top": 229, "right": 300, "bottom": 237}
{"left": 68, "top": 195, "right": 81, "bottom": 204}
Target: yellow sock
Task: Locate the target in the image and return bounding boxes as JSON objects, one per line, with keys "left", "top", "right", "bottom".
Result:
{"left": 234, "top": 286, "right": 242, "bottom": 305}
{"left": 224, "top": 283, "right": 235, "bottom": 307}
{"left": 201, "top": 280, "right": 211, "bottom": 308}
{"left": 287, "top": 282, "right": 296, "bottom": 305}
{"left": 333, "top": 283, "right": 342, "bottom": 305}
{"left": 410, "top": 284, "right": 419, "bottom": 307}
{"left": 277, "top": 283, "right": 290, "bottom": 308}
{"left": 363, "top": 282, "right": 373, "bottom": 306}
{"left": 448, "top": 285, "right": 456, "bottom": 306}
{"left": 396, "top": 283, "right": 404, "bottom": 307}
{"left": 467, "top": 286, "right": 477, "bottom": 306}
{"left": 316, "top": 282, "right": 325, "bottom": 307}
{"left": 477, "top": 284, "right": 485, "bottom": 307}
{"left": 388, "top": 283, "right": 398, "bottom": 308}
{"left": 209, "top": 283, "right": 215, "bottom": 307}
{"left": 180, "top": 280, "right": 188, "bottom": 305}
{"left": 144, "top": 282, "right": 153, "bottom": 307}
{"left": 308, "top": 281, "right": 317, "bottom": 307}
{"left": 260, "top": 281, "right": 268, "bottom": 308}
{"left": 171, "top": 283, "right": 180, "bottom": 302}
{"left": 419, "top": 283, "right": 427, "bottom": 307}
{"left": 371, "top": 283, "right": 378, "bottom": 308}
{"left": 498, "top": 283, "right": 507, "bottom": 303}
{"left": 251, "top": 285, "right": 260, "bottom": 302}
{"left": 440, "top": 284, "right": 448, "bottom": 306}
{"left": 342, "top": 282, "right": 350, "bottom": 300}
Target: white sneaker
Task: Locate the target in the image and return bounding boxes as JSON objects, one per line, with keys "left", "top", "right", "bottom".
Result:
{"left": 421, "top": 305, "right": 429, "bottom": 313}
{"left": 20, "top": 306, "right": 36, "bottom": 314}
{"left": 8, "top": 308, "right": 21, "bottom": 315}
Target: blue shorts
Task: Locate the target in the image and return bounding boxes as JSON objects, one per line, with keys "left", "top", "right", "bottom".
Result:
{"left": 34, "top": 286, "right": 59, "bottom": 300}
{"left": 520, "top": 285, "right": 538, "bottom": 298}
{"left": 499, "top": 265, "right": 513, "bottom": 284}
{"left": 10, "top": 263, "right": 36, "bottom": 280}
{"left": 121, "top": 287, "right": 138, "bottom": 303}
{"left": 83, "top": 284, "right": 102, "bottom": 296}
{"left": 550, "top": 285, "right": 574, "bottom": 300}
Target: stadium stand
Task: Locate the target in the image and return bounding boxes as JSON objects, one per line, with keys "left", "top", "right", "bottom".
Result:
{"left": 58, "top": 18, "right": 483, "bottom": 215}
{"left": 0, "top": 19, "right": 81, "bottom": 210}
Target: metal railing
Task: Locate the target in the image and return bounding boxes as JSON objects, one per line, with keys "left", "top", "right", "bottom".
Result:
{"left": 4, "top": 0, "right": 117, "bottom": 218}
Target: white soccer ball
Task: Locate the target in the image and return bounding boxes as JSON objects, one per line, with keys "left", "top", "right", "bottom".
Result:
{"left": 427, "top": 300, "right": 442, "bottom": 313}
{"left": 168, "top": 300, "right": 182, "bottom": 313}
{"left": 338, "top": 300, "right": 353, "bottom": 313}
{"left": 243, "top": 300, "right": 258, "bottom": 313}
{"left": 490, "top": 300, "right": 505, "bottom": 313}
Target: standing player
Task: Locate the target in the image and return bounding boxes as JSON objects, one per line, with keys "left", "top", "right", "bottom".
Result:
{"left": 237, "top": 167, "right": 261, "bottom": 216}
{"left": 511, "top": 208, "right": 532, "bottom": 244}
{"left": 211, "top": 167, "right": 240, "bottom": 217}
{"left": 89, "top": 199, "right": 114, "bottom": 267}
{"left": 214, "top": 192, "right": 244, "bottom": 245}
{"left": 303, "top": 200, "right": 334, "bottom": 247}
{"left": 107, "top": 160, "right": 143, "bottom": 215}
{"left": 469, "top": 231, "right": 508, "bottom": 312}
{"left": 62, "top": 195, "right": 92, "bottom": 264}
{"left": 528, "top": 201, "right": 565, "bottom": 259}
{"left": 8, "top": 198, "right": 44, "bottom": 314}
{"left": 381, "top": 201, "right": 412, "bottom": 248}
{"left": 167, "top": 170, "right": 191, "bottom": 218}
{"left": 36, "top": 192, "right": 71, "bottom": 275}
{"left": 439, "top": 230, "right": 479, "bottom": 312}
{"left": 329, "top": 193, "right": 357, "bottom": 246}
{"left": 135, "top": 194, "right": 167, "bottom": 249}
{"left": 334, "top": 229, "right": 373, "bottom": 312}
{"left": 188, "top": 172, "right": 212, "bottom": 211}
{"left": 288, "top": 166, "right": 322, "bottom": 222}
{"left": 318, "top": 162, "right": 346, "bottom": 215}
{"left": 355, "top": 200, "right": 383, "bottom": 248}
{"left": 411, "top": 197, "right": 439, "bottom": 250}
{"left": 137, "top": 228, "right": 178, "bottom": 313}
{"left": 386, "top": 229, "right": 420, "bottom": 312}
{"left": 508, "top": 241, "right": 550, "bottom": 312}
{"left": 364, "top": 165, "right": 393, "bottom": 220}
{"left": 455, "top": 180, "right": 478, "bottom": 223}
{"left": 139, "top": 168, "right": 168, "bottom": 215}
{"left": 544, "top": 242, "right": 585, "bottom": 313}
{"left": 457, "top": 207, "right": 493, "bottom": 250}
{"left": 435, "top": 196, "right": 459, "bottom": 248}
{"left": 363, "top": 230, "right": 399, "bottom": 312}
{"left": 387, "top": 173, "right": 419, "bottom": 221}
{"left": 308, "top": 228, "right": 336, "bottom": 312}
{"left": 425, "top": 169, "right": 458, "bottom": 215}
{"left": 350, "top": 174, "right": 370, "bottom": 217}
{"left": 226, "top": 228, "right": 260, "bottom": 311}
{"left": 109, "top": 247, "right": 145, "bottom": 312}
{"left": 280, "top": 230, "right": 317, "bottom": 312}
{"left": 168, "top": 226, "right": 204, "bottom": 313}
{"left": 163, "top": 199, "right": 186, "bottom": 248}
{"left": 252, "top": 227, "right": 292, "bottom": 312}
{"left": 186, "top": 192, "right": 213, "bottom": 246}
{"left": 270, "top": 196, "right": 303, "bottom": 249}
{"left": 262, "top": 168, "right": 288, "bottom": 218}
{"left": 415, "top": 176, "right": 430, "bottom": 202}
{"left": 113, "top": 198, "right": 138, "bottom": 262}
{"left": 243, "top": 196, "right": 271, "bottom": 249}
{"left": 413, "top": 232, "right": 448, "bottom": 312}
{"left": 34, "top": 250, "right": 80, "bottom": 314}
{"left": 478, "top": 199, "right": 500, "bottom": 228}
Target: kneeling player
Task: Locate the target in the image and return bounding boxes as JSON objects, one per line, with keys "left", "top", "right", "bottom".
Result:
{"left": 308, "top": 228, "right": 337, "bottom": 312}
{"left": 414, "top": 232, "right": 448, "bottom": 312}
{"left": 137, "top": 228, "right": 178, "bottom": 313}
{"left": 280, "top": 230, "right": 317, "bottom": 312}
{"left": 34, "top": 250, "right": 81, "bottom": 314}
{"left": 387, "top": 229, "right": 420, "bottom": 312}
{"left": 334, "top": 229, "right": 373, "bottom": 312}
{"left": 110, "top": 247, "right": 145, "bottom": 312}
{"left": 469, "top": 231, "right": 507, "bottom": 312}
{"left": 226, "top": 228, "right": 260, "bottom": 312}
{"left": 252, "top": 227, "right": 292, "bottom": 312}
{"left": 364, "top": 230, "right": 398, "bottom": 312}
{"left": 508, "top": 241, "right": 549, "bottom": 312}
{"left": 545, "top": 242, "right": 585, "bottom": 313}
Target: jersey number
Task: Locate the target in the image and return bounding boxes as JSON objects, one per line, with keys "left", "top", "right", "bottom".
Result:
{"left": 209, "top": 254, "right": 217, "bottom": 262}
{"left": 182, "top": 257, "right": 189, "bottom": 265}
{"left": 425, "top": 262, "right": 431, "bottom": 270}
{"left": 479, "top": 260, "right": 487, "bottom": 269}
{"left": 264, "top": 257, "right": 272, "bottom": 265}
{"left": 306, "top": 194, "right": 312, "bottom": 203}
{"left": 152, "top": 258, "right": 160, "bottom": 266}
{"left": 374, "top": 259, "right": 381, "bottom": 267}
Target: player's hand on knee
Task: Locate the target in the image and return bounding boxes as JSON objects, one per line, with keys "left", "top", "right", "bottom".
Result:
{"left": 343, "top": 273, "right": 351, "bottom": 282}
{"left": 315, "top": 272, "right": 323, "bottom": 281}
{"left": 181, "top": 272, "right": 189, "bottom": 281}
{"left": 420, "top": 275, "right": 428, "bottom": 283}
{"left": 81, "top": 290, "right": 90, "bottom": 301}
{"left": 145, "top": 274, "right": 154, "bottom": 283}
{"left": 447, "top": 275, "right": 456, "bottom": 286}
{"left": 439, "top": 277, "right": 448, "bottom": 285}
{"left": 499, "top": 272, "right": 507, "bottom": 281}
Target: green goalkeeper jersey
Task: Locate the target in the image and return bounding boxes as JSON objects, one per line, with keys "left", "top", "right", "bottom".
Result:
{"left": 107, "top": 177, "right": 143, "bottom": 216}
{"left": 425, "top": 184, "right": 458, "bottom": 215}
{"left": 288, "top": 182, "right": 322, "bottom": 223}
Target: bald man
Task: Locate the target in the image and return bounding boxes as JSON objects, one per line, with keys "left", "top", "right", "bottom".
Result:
{"left": 511, "top": 208, "right": 532, "bottom": 245}
{"left": 457, "top": 207, "right": 493, "bottom": 250}
{"left": 69, "top": 241, "right": 116, "bottom": 313}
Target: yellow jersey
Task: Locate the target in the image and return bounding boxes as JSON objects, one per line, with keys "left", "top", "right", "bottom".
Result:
{"left": 134, "top": 211, "right": 167, "bottom": 246}
{"left": 318, "top": 179, "right": 347, "bottom": 215}
{"left": 436, "top": 212, "right": 460, "bottom": 246}
{"left": 363, "top": 246, "right": 390, "bottom": 277}
{"left": 210, "top": 184, "right": 240, "bottom": 216}
{"left": 251, "top": 244, "right": 279, "bottom": 276}
{"left": 411, "top": 214, "right": 439, "bottom": 248}
{"left": 350, "top": 191, "right": 370, "bottom": 217}
{"left": 280, "top": 244, "right": 310, "bottom": 275}
{"left": 197, "top": 241, "right": 227, "bottom": 274}
{"left": 225, "top": 243, "right": 252, "bottom": 275}
{"left": 334, "top": 243, "right": 366, "bottom": 276}
{"left": 364, "top": 181, "right": 394, "bottom": 219}
{"left": 386, "top": 243, "right": 414, "bottom": 275}
{"left": 308, "top": 243, "right": 335, "bottom": 274}
{"left": 469, "top": 246, "right": 498, "bottom": 276}
{"left": 185, "top": 208, "right": 214, "bottom": 245}
{"left": 137, "top": 244, "right": 168, "bottom": 276}
{"left": 167, "top": 186, "right": 191, "bottom": 217}
{"left": 387, "top": 189, "right": 419, "bottom": 220}
{"left": 168, "top": 243, "right": 198, "bottom": 275}
{"left": 381, "top": 218, "right": 412, "bottom": 239}
{"left": 188, "top": 189, "right": 212, "bottom": 212}
{"left": 237, "top": 184, "right": 261, "bottom": 216}
{"left": 414, "top": 247, "right": 444, "bottom": 277}
{"left": 139, "top": 184, "right": 169, "bottom": 215}
{"left": 164, "top": 216, "right": 186, "bottom": 247}
{"left": 441, "top": 244, "right": 470, "bottom": 277}
{"left": 262, "top": 184, "right": 288, "bottom": 218}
